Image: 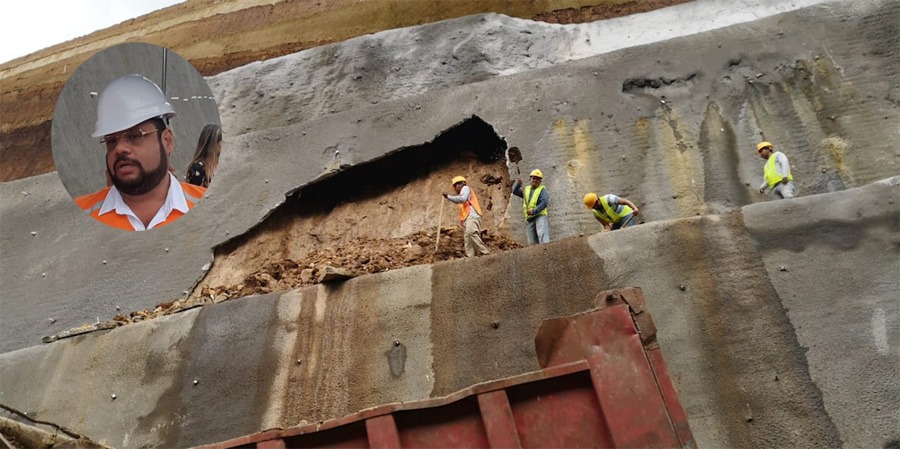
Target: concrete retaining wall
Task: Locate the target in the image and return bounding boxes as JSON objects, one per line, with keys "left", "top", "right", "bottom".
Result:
{"left": 2, "top": 178, "right": 896, "bottom": 448}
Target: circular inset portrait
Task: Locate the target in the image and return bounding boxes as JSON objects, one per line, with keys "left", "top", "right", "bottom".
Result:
{"left": 51, "top": 42, "right": 222, "bottom": 232}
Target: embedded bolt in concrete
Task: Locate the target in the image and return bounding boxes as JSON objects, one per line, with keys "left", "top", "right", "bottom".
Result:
{"left": 491, "top": 321, "right": 500, "bottom": 329}
{"left": 393, "top": 340, "right": 401, "bottom": 347}
{"left": 31, "top": 231, "right": 37, "bottom": 236}
{"left": 679, "top": 285, "right": 686, "bottom": 291}
{"left": 41, "top": 273, "right": 46, "bottom": 277}
{"left": 296, "top": 359, "right": 302, "bottom": 365}
{"left": 115, "top": 306, "right": 120, "bottom": 311}
{"left": 779, "top": 266, "right": 788, "bottom": 272}
{"left": 111, "top": 394, "right": 117, "bottom": 400}
{"left": 102, "top": 260, "right": 107, "bottom": 265}
{"left": 193, "top": 379, "right": 199, "bottom": 386}
{"left": 48, "top": 317, "right": 55, "bottom": 323}
{"left": 822, "top": 168, "right": 827, "bottom": 173}
{"left": 164, "top": 248, "right": 169, "bottom": 252}
{"left": 22, "top": 191, "right": 28, "bottom": 195}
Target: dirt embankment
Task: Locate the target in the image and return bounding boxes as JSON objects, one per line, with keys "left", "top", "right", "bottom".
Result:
{"left": 0, "top": 0, "right": 690, "bottom": 183}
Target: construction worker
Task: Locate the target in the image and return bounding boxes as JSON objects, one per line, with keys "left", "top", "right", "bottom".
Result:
{"left": 512, "top": 169, "right": 550, "bottom": 244}
{"left": 756, "top": 141, "right": 795, "bottom": 199}
{"left": 443, "top": 176, "right": 490, "bottom": 257}
{"left": 75, "top": 74, "right": 206, "bottom": 231}
{"left": 583, "top": 193, "right": 640, "bottom": 231}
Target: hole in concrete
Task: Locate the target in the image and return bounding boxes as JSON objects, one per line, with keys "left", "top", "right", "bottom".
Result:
{"left": 195, "top": 115, "right": 522, "bottom": 298}
{"left": 290, "top": 115, "right": 506, "bottom": 214}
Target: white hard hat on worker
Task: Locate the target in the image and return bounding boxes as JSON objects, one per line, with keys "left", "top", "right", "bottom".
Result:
{"left": 93, "top": 74, "right": 176, "bottom": 137}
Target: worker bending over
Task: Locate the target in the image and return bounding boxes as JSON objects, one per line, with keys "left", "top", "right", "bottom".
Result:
{"left": 756, "top": 141, "right": 796, "bottom": 199}
{"left": 583, "top": 192, "right": 640, "bottom": 231}
{"left": 512, "top": 170, "right": 550, "bottom": 244}
{"left": 443, "top": 176, "right": 490, "bottom": 257}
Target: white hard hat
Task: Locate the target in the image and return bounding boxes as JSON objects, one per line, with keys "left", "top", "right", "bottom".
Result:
{"left": 92, "top": 74, "right": 176, "bottom": 137}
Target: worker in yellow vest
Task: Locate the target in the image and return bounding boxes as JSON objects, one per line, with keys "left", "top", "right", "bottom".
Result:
{"left": 512, "top": 169, "right": 550, "bottom": 244}
{"left": 756, "top": 141, "right": 796, "bottom": 199}
{"left": 583, "top": 193, "right": 640, "bottom": 231}
{"left": 74, "top": 74, "right": 205, "bottom": 231}
{"left": 443, "top": 176, "right": 490, "bottom": 257}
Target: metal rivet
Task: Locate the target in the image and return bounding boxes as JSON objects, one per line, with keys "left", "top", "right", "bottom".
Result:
{"left": 193, "top": 379, "right": 199, "bottom": 385}
{"left": 393, "top": 340, "right": 401, "bottom": 347}
{"left": 102, "top": 260, "right": 107, "bottom": 265}
{"left": 31, "top": 231, "right": 37, "bottom": 236}
{"left": 679, "top": 285, "right": 686, "bottom": 291}
{"left": 164, "top": 248, "right": 169, "bottom": 252}
{"left": 779, "top": 266, "right": 787, "bottom": 272}
{"left": 111, "top": 394, "right": 117, "bottom": 400}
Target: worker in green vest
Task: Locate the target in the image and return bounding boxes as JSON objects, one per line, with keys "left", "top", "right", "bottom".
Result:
{"left": 756, "top": 141, "right": 796, "bottom": 199}
{"left": 583, "top": 193, "right": 640, "bottom": 231}
{"left": 512, "top": 169, "right": 550, "bottom": 244}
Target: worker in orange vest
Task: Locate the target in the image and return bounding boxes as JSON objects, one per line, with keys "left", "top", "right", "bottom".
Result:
{"left": 443, "top": 176, "right": 490, "bottom": 257}
{"left": 75, "top": 75, "right": 206, "bottom": 231}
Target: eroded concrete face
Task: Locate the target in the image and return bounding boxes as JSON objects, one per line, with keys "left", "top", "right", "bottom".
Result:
{"left": 1, "top": 2, "right": 899, "bottom": 447}
{"left": 2, "top": 179, "right": 896, "bottom": 448}
{"left": 1, "top": 0, "right": 897, "bottom": 355}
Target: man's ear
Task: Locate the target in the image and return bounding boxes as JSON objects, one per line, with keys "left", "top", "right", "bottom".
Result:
{"left": 161, "top": 128, "right": 175, "bottom": 157}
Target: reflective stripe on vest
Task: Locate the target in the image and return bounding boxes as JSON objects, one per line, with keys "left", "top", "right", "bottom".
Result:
{"left": 764, "top": 154, "right": 793, "bottom": 188}
{"left": 457, "top": 186, "right": 483, "bottom": 223}
{"left": 591, "top": 196, "right": 632, "bottom": 224}
{"left": 523, "top": 185, "right": 548, "bottom": 218}
{"left": 75, "top": 182, "right": 206, "bottom": 231}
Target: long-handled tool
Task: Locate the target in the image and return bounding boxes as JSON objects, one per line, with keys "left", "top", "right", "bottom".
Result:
{"left": 507, "top": 146, "right": 522, "bottom": 175}
{"left": 621, "top": 213, "right": 637, "bottom": 229}
{"left": 434, "top": 197, "right": 445, "bottom": 253}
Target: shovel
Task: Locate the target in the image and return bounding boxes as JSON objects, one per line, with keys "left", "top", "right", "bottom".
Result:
{"left": 507, "top": 146, "right": 522, "bottom": 175}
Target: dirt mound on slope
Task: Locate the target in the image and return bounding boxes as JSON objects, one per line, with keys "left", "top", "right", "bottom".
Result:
{"left": 45, "top": 227, "right": 521, "bottom": 334}
{"left": 201, "top": 227, "right": 520, "bottom": 300}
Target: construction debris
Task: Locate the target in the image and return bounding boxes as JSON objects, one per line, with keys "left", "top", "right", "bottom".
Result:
{"left": 43, "top": 227, "right": 521, "bottom": 341}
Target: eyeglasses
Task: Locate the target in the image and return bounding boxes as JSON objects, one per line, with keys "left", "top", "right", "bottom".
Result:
{"left": 100, "top": 128, "right": 162, "bottom": 150}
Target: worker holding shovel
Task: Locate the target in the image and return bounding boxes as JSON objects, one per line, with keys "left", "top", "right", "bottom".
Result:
{"left": 583, "top": 192, "right": 640, "bottom": 231}
{"left": 512, "top": 170, "right": 550, "bottom": 244}
{"left": 443, "top": 176, "right": 490, "bottom": 257}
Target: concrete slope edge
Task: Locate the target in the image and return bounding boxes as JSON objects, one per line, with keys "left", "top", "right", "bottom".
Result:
{"left": 1, "top": 177, "right": 897, "bottom": 448}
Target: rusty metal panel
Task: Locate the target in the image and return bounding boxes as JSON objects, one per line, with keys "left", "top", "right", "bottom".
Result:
{"left": 393, "top": 396, "right": 490, "bottom": 448}
{"left": 505, "top": 369, "right": 613, "bottom": 448}
{"left": 366, "top": 415, "right": 402, "bottom": 449}
{"left": 477, "top": 390, "right": 522, "bottom": 448}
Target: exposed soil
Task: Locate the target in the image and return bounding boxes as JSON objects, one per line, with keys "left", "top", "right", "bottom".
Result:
{"left": 0, "top": 0, "right": 690, "bottom": 182}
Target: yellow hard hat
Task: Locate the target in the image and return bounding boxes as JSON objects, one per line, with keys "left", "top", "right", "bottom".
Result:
{"left": 529, "top": 169, "right": 543, "bottom": 178}
{"left": 757, "top": 141, "right": 773, "bottom": 151}
{"left": 583, "top": 192, "right": 598, "bottom": 209}
{"left": 451, "top": 176, "right": 466, "bottom": 186}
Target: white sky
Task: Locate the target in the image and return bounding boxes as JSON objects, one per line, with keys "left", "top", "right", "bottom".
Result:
{"left": 0, "top": 0, "right": 184, "bottom": 65}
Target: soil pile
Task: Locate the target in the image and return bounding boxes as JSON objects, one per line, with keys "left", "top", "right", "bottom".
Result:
{"left": 202, "top": 227, "right": 520, "bottom": 299}
{"left": 43, "top": 226, "right": 521, "bottom": 337}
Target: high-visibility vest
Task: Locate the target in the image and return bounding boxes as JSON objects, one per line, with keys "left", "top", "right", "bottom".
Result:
{"left": 457, "top": 186, "right": 483, "bottom": 224}
{"left": 591, "top": 195, "right": 633, "bottom": 224}
{"left": 75, "top": 182, "right": 206, "bottom": 231}
{"left": 523, "top": 185, "right": 548, "bottom": 218}
{"left": 764, "top": 153, "right": 793, "bottom": 188}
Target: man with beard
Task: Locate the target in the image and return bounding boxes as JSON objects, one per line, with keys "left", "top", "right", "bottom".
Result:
{"left": 75, "top": 75, "right": 206, "bottom": 231}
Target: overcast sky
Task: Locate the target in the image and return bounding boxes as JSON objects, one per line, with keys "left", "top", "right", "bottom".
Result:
{"left": 0, "top": 0, "right": 184, "bottom": 65}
